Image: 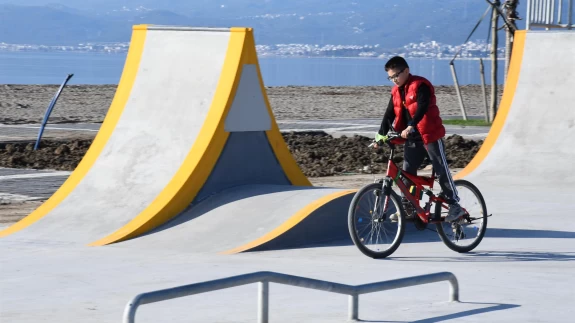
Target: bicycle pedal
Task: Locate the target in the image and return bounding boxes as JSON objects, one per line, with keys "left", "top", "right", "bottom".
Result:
{"left": 428, "top": 217, "right": 443, "bottom": 223}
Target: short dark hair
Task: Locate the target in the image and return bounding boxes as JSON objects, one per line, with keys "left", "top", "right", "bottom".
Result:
{"left": 385, "top": 56, "right": 409, "bottom": 71}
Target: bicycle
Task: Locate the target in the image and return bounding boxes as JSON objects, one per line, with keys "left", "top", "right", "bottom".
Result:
{"left": 348, "top": 131, "right": 490, "bottom": 259}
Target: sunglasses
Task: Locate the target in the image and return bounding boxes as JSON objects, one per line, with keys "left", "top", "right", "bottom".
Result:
{"left": 387, "top": 68, "right": 406, "bottom": 81}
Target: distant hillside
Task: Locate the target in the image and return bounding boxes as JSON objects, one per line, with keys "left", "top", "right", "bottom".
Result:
{"left": 0, "top": 0, "right": 532, "bottom": 47}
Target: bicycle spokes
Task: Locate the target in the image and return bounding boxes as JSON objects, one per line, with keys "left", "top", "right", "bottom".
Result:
{"left": 435, "top": 180, "right": 487, "bottom": 252}
{"left": 352, "top": 186, "right": 401, "bottom": 253}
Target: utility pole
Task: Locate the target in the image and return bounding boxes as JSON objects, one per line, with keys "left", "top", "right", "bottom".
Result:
{"left": 490, "top": 0, "right": 500, "bottom": 122}
{"left": 503, "top": 0, "right": 520, "bottom": 83}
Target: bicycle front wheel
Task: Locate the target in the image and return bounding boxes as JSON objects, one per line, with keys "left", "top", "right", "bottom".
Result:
{"left": 435, "top": 179, "right": 488, "bottom": 253}
{"left": 348, "top": 182, "right": 405, "bottom": 259}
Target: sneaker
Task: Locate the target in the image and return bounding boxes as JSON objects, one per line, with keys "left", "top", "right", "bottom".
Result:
{"left": 445, "top": 203, "right": 466, "bottom": 222}
{"left": 389, "top": 210, "right": 400, "bottom": 222}
{"left": 389, "top": 198, "right": 410, "bottom": 222}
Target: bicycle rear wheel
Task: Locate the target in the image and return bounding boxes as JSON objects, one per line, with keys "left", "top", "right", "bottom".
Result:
{"left": 435, "top": 179, "right": 487, "bottom": 253}
{"left": 348, "top": 182, "right": 405, "bottom": 259}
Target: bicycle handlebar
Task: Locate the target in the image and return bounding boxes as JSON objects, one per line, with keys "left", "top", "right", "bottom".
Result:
{"left": 368, "top": 131, "right": 402, "bottom": 148}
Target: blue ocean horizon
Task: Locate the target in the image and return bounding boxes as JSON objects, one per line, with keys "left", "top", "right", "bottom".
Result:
{"left": 0, "top": 51, "right": 506, "bottom": 87}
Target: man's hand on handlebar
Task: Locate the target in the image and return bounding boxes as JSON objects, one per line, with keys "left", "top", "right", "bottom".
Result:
{"left": 370, "top": 132, "right": 402, "bottom": 149}
{"left": 401, "top": 126, "right": 415, "bottom": 139}
{"left": 370, "top": 133, "right": 388, "bottom": 149}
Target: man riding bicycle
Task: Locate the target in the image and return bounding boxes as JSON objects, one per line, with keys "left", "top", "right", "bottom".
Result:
{"left": 373, "top": 56, "right": 464, "bottom": 223}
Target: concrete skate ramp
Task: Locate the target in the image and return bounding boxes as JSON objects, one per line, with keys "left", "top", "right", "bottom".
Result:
{"left": 455, "top": 30, "right": 575, "bottom": 213}
{"left": 117, "top": 185, "right": 355, "bottom": 253}
{"left": 0, "top": 25, "right": 358, "bottom": 252}
{"left": 0, "top": 26, "right": 312, "bottom": 245}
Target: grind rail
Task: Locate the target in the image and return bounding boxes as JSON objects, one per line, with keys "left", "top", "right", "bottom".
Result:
{"left": 123, "top": 271, "right": 459, "bottom": 322}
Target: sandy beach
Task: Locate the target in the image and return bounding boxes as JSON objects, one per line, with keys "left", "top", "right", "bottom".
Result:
{"left": 0, "top": 84, "right": 503, "bottom": 124}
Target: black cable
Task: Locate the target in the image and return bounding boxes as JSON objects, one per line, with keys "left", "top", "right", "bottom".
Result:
{"left": 450, "top": 4, "right": 493, "bottom": 64}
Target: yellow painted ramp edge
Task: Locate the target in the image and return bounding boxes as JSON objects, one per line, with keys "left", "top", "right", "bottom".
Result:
{"left": 90, "top": 27, "right": 251, "bottom": 246}
{"left": 0, "top": 26, "right": 148, "bottom": 238}
{"left": 221, "top": 189, "right": 357, "bottom": 254}
{"left": 454, "top": 30, "right": 527, "bottom": 180}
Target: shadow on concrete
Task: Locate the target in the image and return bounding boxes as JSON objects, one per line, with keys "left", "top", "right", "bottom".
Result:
{"left": 356, "top": 302, "right": 520, "bottom": 323}
{"left": 267, "top": 226, "right": 575, "bottom": 253}
{"left": 251, "top": 223, "right": 575, "bottom": 256}
{"left": 390, "top": 250, "right": 575, "bottom": 262}
{"left": 138, "top": 184, "right": 324, "bottom": 237}
{"left": 400, "top": 227, "right": 575, "bottom": 243}
{"left": 412, "top": 302, "right": 521, "bottom": 323}
{"left": 485, "top": 228, "right": 575, "bottom": 239}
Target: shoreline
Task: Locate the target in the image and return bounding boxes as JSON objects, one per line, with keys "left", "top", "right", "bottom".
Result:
{"left": 0, "top": 49, "right": 507, "bottom": 60}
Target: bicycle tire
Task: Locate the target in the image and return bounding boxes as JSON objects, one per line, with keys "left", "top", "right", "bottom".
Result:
{"left": 348, "top": 182, "right": 405, "bottom": 259}
{"left": 435, "top": 179, "right": 488, "bottom": 253}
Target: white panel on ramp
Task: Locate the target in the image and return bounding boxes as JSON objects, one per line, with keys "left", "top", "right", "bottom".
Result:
{"left": 224, "top": 64, "right": 272, "bottom": 132}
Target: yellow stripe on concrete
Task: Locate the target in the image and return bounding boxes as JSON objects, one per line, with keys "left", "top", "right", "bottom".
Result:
{"left": 454, "top": 30, "right": 527, "bottom": 180}
{"left": 0, "top": 26, "right": 148, "bottom": 238}
{"left": 89, "top": 28, "right": 250, "bottom": 246}
{"left": 221, "top": 190, "right": 357, "bottom": 254}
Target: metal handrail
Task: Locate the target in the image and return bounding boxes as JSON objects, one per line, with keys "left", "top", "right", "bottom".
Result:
{"left": 527, "top": 0, "right": 574, "bottom": 29}
{"left": 123, "top": 271, "right": 459, "bottom": 323}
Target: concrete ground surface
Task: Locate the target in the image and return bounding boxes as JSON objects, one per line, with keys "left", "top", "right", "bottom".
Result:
{"left": 1, "top": 208, "right": 574, "bottom": 322}
{"left": 1, "top": 167, "right": 574, "bottom": 322}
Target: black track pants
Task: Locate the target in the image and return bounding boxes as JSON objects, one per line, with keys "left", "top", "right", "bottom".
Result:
{"left": 402, "top": 139, "right": 460, "bottom": 204}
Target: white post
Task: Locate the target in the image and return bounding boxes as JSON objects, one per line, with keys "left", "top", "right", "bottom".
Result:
{"left": 348, "top": 294, "right": 359, "bottom": 321}
{"left": 258, "top": 281, "right": 269, "bottom": 323}
{"left": 449, "top": 62, "right": 468, "bottom": 120}
{"left": 526, "top": 0, "right": 532, "bottom": 29}
{"left": 480, "top": 59, "right": 490, "bottom": 122}
{"left": 568, "top": 0, "right": 573, "bottom": 30}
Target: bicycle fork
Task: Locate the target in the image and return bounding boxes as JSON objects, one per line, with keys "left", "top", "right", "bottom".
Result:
{"left": 375, "top": 177, "right": 394, "bottom": 217}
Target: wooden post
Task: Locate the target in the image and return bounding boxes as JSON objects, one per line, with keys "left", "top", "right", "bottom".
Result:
{"left": 490, "top": 0, "right": 500, "bottom": 122}
{"left": 505, "top": 26, "right": 511, "bottom": 84}
{"left": 503, "top": 0, "right": 519, "bottom": 84}
{"left": 450, "top": 62, "right": 468, "bottom": 121}
{"left": 479, "top": 58, "right": 489, "bottom": 122}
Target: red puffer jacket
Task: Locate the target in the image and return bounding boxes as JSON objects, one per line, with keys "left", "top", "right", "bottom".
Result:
{"left": 391, "top": 75, "right": 445, "bottom": 144}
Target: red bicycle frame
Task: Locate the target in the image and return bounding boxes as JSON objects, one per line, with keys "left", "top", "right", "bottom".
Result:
{"left": 381, "top": 150, "right": 448, "bottom": 224}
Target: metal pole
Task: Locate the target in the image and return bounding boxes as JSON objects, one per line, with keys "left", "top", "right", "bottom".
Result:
{"left": 549, "top": 0, "right": 555, "bottom": 25}
{"left": 123, "top": 296, "right": 141, "bottom": 323}
{"left": 348, "top": 294, "right": 359, "bottom": 321}
{"left": 479, "top": 59, "right": 490, "bottom": 122}
{"left": 538, "top": 0, "right": 542, "bottom": 23}
{"left": 449, "top": 62, "right": 468, "bottom": 120}
{"left": 122, "top": 271, "right": 460, "bottom": 323}
{"left": 547, "top": 0, "right": 551, "bottom": 22}
{"left": 34, "top": 73, "right": 74, "bottom": 150}
{"left": 526, "top": 0, "right": 532, "bottom": 29}
{"left": 569, "top": 0, "right": 573, "bottom": 30}
{"left": 503, "top": 0, "right": 517, "bottom": 84}
{"left": 490, "top": 1, "right": 500, "bottom": 121}
{"left": 558, "top": 0, "right": 563, "bottom": 23}
{"left": 258, "top": 281, "right": 269, "bottom": 323}
{"left": 449, "top": 276, "right": 460, "bottom": 302}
